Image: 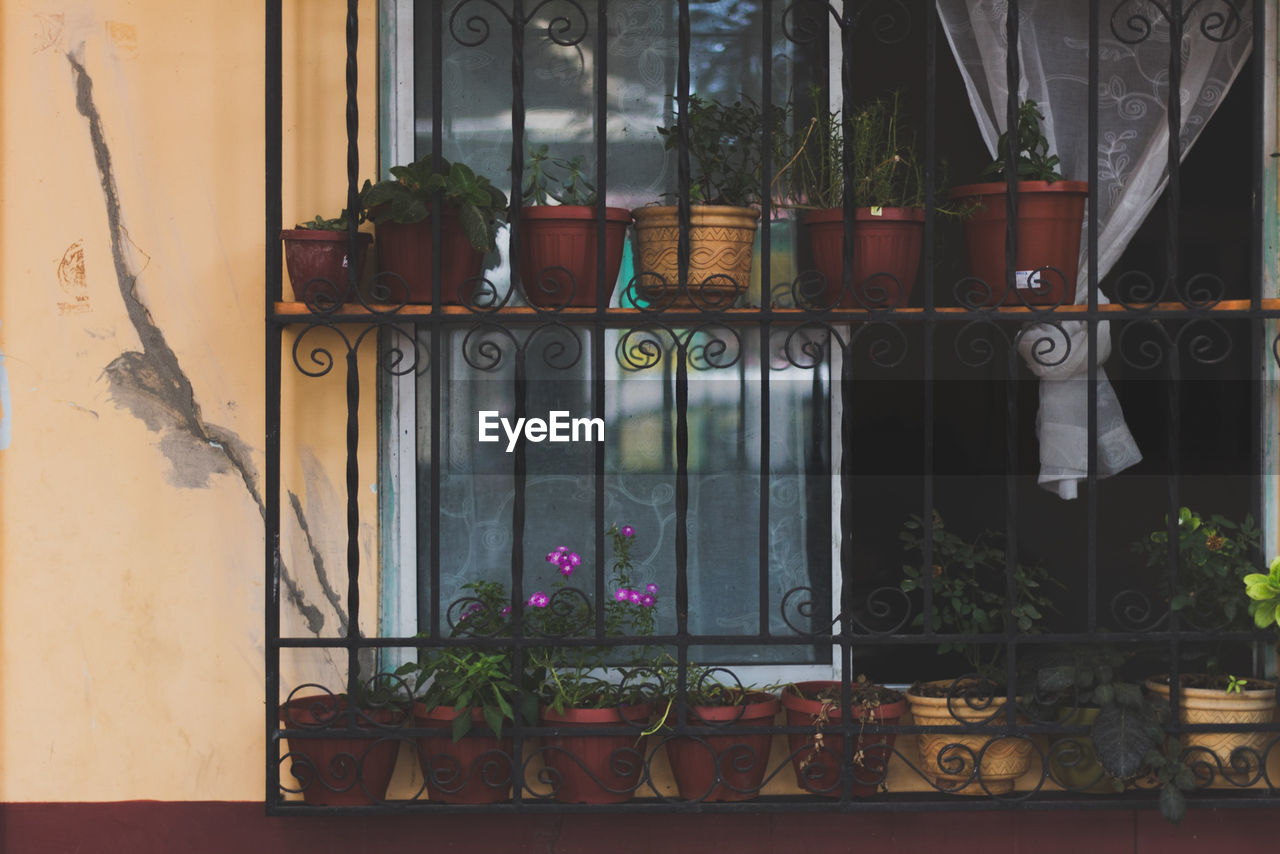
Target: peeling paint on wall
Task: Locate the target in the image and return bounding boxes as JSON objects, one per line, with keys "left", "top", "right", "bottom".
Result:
{"left": 57, "top": 240, "right": 92, "bottom": 315}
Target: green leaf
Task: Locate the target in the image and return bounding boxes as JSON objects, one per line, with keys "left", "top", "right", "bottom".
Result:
{"left": 1159, "top": 783, "right": 1187, "bottom": 824}
{"left": 451, "top": 708, "right": 474, "bottom": 743}
{"left": 1092, "top": 703, "right": 1155, "bottom": 780}
{"left": 457, "top": 202, "right": 493, "bottom": 251}
{"left": 482, "top": 704, "right": 505, "bottom": 739}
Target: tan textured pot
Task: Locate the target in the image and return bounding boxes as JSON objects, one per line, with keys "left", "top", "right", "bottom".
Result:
{"left": 906, "top": 680, "right": 1034, "bottom": 796}
{"left": 630, "top": 205, "right": 758, "bottom": 310}
{"left": 1145, "top": 676, "right": 1278, "bottom": 786}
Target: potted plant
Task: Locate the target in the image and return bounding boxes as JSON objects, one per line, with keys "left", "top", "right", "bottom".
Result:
{"left": 519, "top": 144, "right": 631, "bottom": 309}
{"left": 397, "top": 581, "right": 537, "bottom": 804}
{"left": 779, "top": 676, "right": 906, "bottom": 797}
{"left": 1029, "top": 645, "right": 1196, "bottom": 821}
{"left": 277, "top": 682, "right": 410, "bottom": 806}
{"left": 785, "top": 88, "right": 930, "bottom": 310}
{"left": 280, "top": 210, "right": 372, "bottom": 308}
{"left": 362, "top": 154, "right": 507, "bottom": 306}
{"left": 633, "top": 95, "right": 780, "bottom": 309}
{"left": 950, "top": 99, "right": 1087, "bottom": 306}
{"left": 1135, "top": 507, "right": 1277, "bottom": 787}
{"left": 898, "top": 511, "right": 1059, "bottom": 795}
{"left": 647, "top": 662, "right": 780, "bottom": 802}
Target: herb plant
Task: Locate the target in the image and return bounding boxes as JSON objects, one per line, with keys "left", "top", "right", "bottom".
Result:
{"left": 783, "top": 88, "right": 926, "bottom": 210}
{"left": 981, "top": 98, "right": 1063, "bottom": 183}
{"left": 361, "top": 154, "right": 507, "bottom": 251}
{"left": 657, "top": 94, "right": 787, "bottom": 208}
{"left": 899, "top": 511, "right": 1058, "bottom": 678}
{"left": 522, "top": 144, "right": 598, "bottom": 206}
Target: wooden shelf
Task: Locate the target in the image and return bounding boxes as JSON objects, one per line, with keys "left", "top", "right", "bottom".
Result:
{"left": 273, "top": 298, "right": 1280, "bottom": 319}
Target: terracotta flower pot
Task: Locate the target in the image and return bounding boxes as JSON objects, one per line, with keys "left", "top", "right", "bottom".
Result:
{"left": 630, "top": 204, "right": 759, "bottom": 310}
{"left": 518, "top": 206, "right": 631, "bottom": 308}
{"left": 1145, "top": 675, "right": 1278, "bottom": 786}
{"left": 802, "top": 207, "right": 924, "bottom": 310}
{"left": 905, "top": 679, "right": 1034, "bottom": 796}
{"left": 660, "top": 691, "right": 780, "bottom": 802}
{"left": 950, "top": 180, "right": 1087, "bottom": 307}
{"left": 278, "top": 694, "right": 403, "bottom": 806}
{"left": 281, "top": 228, "right": 372, "bottom": 306}
{"left": 538, "top": 703, "right": 650, "bottom": 804}
{"left": 781, "top": 681, "right": 907, "bottom": 797}
{"left": 374, "top": 212, "right": 486, "bottom": 306}
{"left": 414, "top": 703, "right": 514, "bottom": 804}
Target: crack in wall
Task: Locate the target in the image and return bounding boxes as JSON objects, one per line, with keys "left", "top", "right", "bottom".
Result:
{"left": 289, "top": 490, "right": 350, "bottom": 636}
{"left": 67, "top": 46, "right": 332, "bottom": 637}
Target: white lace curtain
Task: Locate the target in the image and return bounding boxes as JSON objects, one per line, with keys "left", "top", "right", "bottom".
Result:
{"left": 938, "top": 0, "right": 1254, "bottom": 499}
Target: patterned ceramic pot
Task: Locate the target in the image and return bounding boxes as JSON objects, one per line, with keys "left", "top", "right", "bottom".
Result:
{"left": 906, "top": 680, "right": 1034, "bottom": 796}
{"left": 630, "top": 205, "right": 758, "bottom": 310}
{"left": 1145, "top": 676, "right": 1278, "bottom": 786}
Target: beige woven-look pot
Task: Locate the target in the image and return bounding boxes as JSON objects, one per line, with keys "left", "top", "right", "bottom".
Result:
{"left": 630, "top": 205, "right": 758, "bottom": 310}
{"left": 906, "top": 680, "right": 1034, "bottom": 796}
{"left": 1145, "top": 676, "right": 1278, "bottom": 786}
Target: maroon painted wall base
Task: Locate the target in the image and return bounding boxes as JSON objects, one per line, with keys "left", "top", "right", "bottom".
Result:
{"left": 2, "top": 802, "right": 1272, "bottom": 853}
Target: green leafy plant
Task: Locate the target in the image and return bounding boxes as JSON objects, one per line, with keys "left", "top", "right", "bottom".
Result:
{"left": 1243, "top": 554, "right": 1280, "bottom": 630}
{"left": 656, "top": 94, "right": 787, "bottom": 207}
{"left": 396, "top": 580, "right": 535, "bottom": 742}
{"left": 899, "top": 511, "right": 1059, "bottom": 677}
{"left": 981, "top": 98, "right": 1063, "bottom": 182}
{"left": 361, "top": 154, "right": 507, "bottom": 251}
{"left": 522, "top": 144, "right": 598, "bottom": 206}
{"left": 1029, "top": 645, "right": 1192, "bottom": 823}
{"left": 1133, "top": 507, "right": 1260, "bottom": 641}
{"left": 296, "top": 209, "right": 364, "bottom": 230}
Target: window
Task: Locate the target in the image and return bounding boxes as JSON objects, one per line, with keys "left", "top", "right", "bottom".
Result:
{"left": 269, "top": 0, "right": 1280, "bottom": 813}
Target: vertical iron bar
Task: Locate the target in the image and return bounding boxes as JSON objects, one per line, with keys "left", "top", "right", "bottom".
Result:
{"left": 1086, "top": 0, "right": 1100, "bottom": 632}
{"left": 344, "top": 0, "right": 362, "bottom": 716}
{"left": 1165, "top": 0, "right": 1185, "bottom": 712}
{"left": 677, "top": 0, "right": 691, "bottom": 301}
{"left": 675, "top": 0, "right": 692, "bottom": 724}
{"left": 921, "top": 0, "right": 937, "bottom": 637}
{"left": 1250, "top": 0, "right": 1266, "bottom": 680}
{"left": 1003, "top": 0, "right": 1022, "bottom": 723}
{"left": 757, "top": 0, "right": 774, "bottom": 637}
{"left": 510, "top": 0, "right": 528, "bottom": 806}
{"left": 429, "top": 0, "right": 444, "bottom": 639}
{"left": 592, "top": 0, "right": 608, "bottom": 641}
{"left": 264, "top": 0, "right": 283, "bottom": 809}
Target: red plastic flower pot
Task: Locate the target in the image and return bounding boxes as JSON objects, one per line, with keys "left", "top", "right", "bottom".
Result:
{"left": 415, "top": 703, "right": 514, "bottom": 804}
{"left": 278, "top": 694, "right": 403, "bottom": 806}
{"left": 781, "top": 681, "right": 906, "bottom": 797}
{"left": 538, "top": 703, "right": 650, "bottom": 804}
{"left": 660, "top": 691, "right": 780, "bottom": 802}
{"left": 518, "top": 206, "right": 631, "bottom": 308}
{"left": 950, "top": 180, "right": 1088, "bottom": 307}
{"left": 281, "top": 229, "right": 372, "bottom": 306}
{"left": 802, "top": 207, "right": 924, "bottom": 309}
{"left": 374, "top": 212, "right": 486, "bottom": 306}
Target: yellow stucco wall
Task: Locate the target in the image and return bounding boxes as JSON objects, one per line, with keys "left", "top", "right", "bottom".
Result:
{"left": 0, "top": 0, "right": 377, "bottom": 800}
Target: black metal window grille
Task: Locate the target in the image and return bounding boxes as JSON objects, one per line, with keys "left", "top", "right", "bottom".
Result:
{"left": 266, "top": 0, "right": 1280, "bottom": 815}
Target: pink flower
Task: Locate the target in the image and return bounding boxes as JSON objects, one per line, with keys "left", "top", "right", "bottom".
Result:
{"left": 645, "top": 582, "right": 659, "bottom": 594}
{"left": 627, "top": 590, "right": 642, "bottom": 604}
{"left": 527, "top": 592, "right": 549, "bottom": 608}
{"left": 566, "top": 552, "right": 581, "bottom": 566}
{"left": 500, "top": 605, "right": 511, "bottom": 617}
{"left": 621, "top": 525, "right": 635, "bottom": 538}
{"left": 614, "top": 588, "right": 631, "bottom": 602}
{"left": 639, "top": 593, "right": 656, "bottom": 608}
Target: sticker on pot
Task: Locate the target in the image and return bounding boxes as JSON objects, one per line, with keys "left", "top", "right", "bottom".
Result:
{"left": 1015, "top": 270, "right": 1042, "bottom": 290}
{"left": 870, "top": 206, "right": 883, "bottom": 216}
